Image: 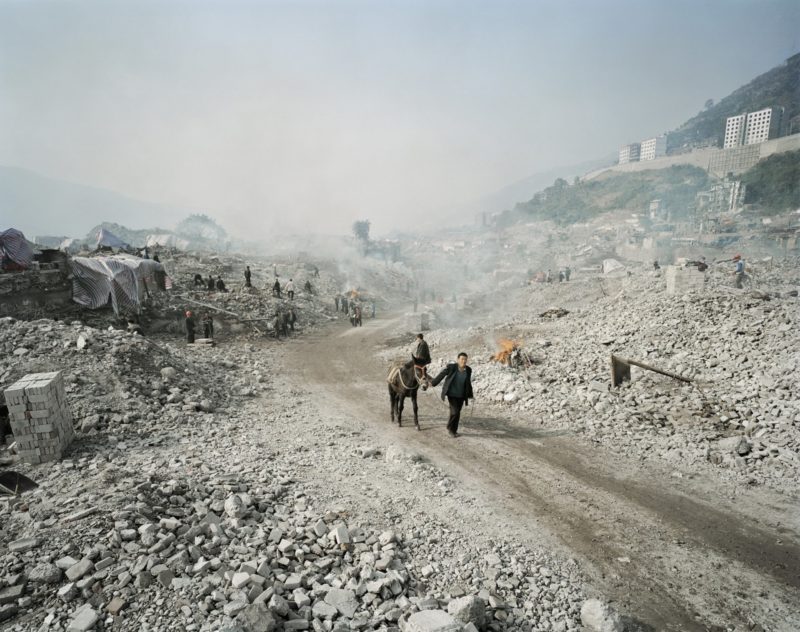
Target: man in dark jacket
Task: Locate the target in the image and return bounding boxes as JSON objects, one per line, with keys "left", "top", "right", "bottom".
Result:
{"left": 430, "top": 352, "right": 473, "bottom": 437}
{"left": 185, "top": 310, "right": 196, "bottom": 343}
{"left": 412, "top": 333, "right": 432, "bottom": 376}
{"left": 244, "top": 266, "right": 252, "bottom": 287}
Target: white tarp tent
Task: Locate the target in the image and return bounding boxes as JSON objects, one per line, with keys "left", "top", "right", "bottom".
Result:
{"left": 70, "top": 255, "right": 169, "bottom": 315}
{"left": 602, "top": 258, "right": 626, "bottom": 274}
{"left": 145, "top": 233, "right": 190, "bottom": 250}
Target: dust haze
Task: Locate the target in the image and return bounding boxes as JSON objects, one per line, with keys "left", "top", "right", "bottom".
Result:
{"left": 1, "top": 0, "right": 797, "bottom": 238}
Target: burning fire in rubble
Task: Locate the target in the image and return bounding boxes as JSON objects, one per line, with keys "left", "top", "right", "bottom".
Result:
{"left": 492, "top": 338, "right": 520, "bottom": 365}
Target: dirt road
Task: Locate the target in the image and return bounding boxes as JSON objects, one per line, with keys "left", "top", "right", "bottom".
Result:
{"left": 286, "top": 315, "right": 800, "bottom": 632}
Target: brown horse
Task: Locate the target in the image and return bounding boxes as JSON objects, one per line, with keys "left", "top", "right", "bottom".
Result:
{"left": 387, "top": 359, "right": 429, "bottom": 429}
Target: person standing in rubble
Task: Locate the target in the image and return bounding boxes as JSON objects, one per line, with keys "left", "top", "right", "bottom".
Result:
{"left": 185, "top": 311, "right": 196, "bottom": 344}
{"left": 202, "top": 312, "right": 214, "bottom": 339}
{"left": 285, "top": 278, "right": 295, "bottom": 300}
{"left": 564, "top": 266, "right": 571, "bottom": 281}
{"left": 244, "top": 266, "right": 252, "bottom": 288}
{"left": 558, "top": 270, "right": 564, "bottom": 282}
{"left": 216, "top": 276, "right": 227, "bottom": 292}
{"left": 207, "top": 275, "right": 215, "bottom": 291}
{"left": 546, "top": 269, "right": 553, "bottom": 283}
{"left": 272, "top": 278, "right": 281, "bottom": 298}
{"left": 193, "top": 273, "right": 204, "bottom": 288}
{"left": 334, "top": 294, "right": 340, "bottom": 311}
{"left": 430, "top": 352, "right": 474, "bottom": 438}
{"left": 371, "top": 300, "right": 376, "bottom": 318}
{"left": 341, "top": 295, "right": 348, "bottom": 314}
{"left": 733, "top": 254, "right": 745, "bottom": 288}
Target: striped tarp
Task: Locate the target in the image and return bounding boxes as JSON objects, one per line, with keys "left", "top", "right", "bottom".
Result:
{"left": 0, "top": 228, "right": 34, "bottom": 268}
{"left": 70, "top": 255, "right": 169, "bottom": 315}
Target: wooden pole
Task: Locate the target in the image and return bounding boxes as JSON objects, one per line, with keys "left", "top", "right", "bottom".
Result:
{"left": 611, "top": 354, "right": 692, "bottom": 387}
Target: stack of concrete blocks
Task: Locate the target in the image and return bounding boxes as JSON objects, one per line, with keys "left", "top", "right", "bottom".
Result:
{"left": 3, "top": 371, "right": 74, "bottom": 464}
{"left": 665, "top": 265, "right": 706, "bottom": 295}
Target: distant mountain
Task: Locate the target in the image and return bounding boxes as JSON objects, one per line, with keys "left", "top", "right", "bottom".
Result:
{"left": 668, "top": 52, "right": 800, "bottom": 152}
{"left": 0, "top": 165, "right": 187, "bottom": 240}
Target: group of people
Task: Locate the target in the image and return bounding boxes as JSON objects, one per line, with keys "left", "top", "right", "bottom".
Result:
{"left": 184, "top": 310, "right": 215, "bottom": 343}
{"left": 193, "top": 274, "right": 228, "bottom": 292}
{"left": 529, "top": 267, "right": 571, "bottom": 284}
{"left": 411, "top": 333, "right": 474, "bottom": 438}
{"left": 334, "top": 294, "right": 376, "bottom": 325}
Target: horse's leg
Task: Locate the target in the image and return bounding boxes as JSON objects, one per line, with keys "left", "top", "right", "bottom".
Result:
{"left": 412, "top": 391, "right": 420, "bottom": 430}
{"left": 397, "top": 394, "right": 404, "bottom": 427}
{"left": 388, "top": 386, "right": 396, "bottom": 423}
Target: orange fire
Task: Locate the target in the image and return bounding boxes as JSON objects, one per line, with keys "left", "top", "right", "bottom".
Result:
{"left": 492, "top": 339, "right": 519, "bottom": 365}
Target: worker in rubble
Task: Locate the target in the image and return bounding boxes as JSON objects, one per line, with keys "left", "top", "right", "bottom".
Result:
{"left": 341, "top": 295, "right": 348, "bottom": 314}
{"left": 412, "top": 333, "right": 432, "bottom": 377}
{"left": 304, "top": 279, "right": 313, "bottom": 294}
{"left": 564, "top": 266, "right": 571, "bottom": 281}
{"left": 430, "top": 352, "right": 474, "bottom": 438}
{"left": 153, "top": 253, "right": 160, "bottom": 263}
{"left": 371, "top": 300, "right": 376, "bottom": 318}
{"left": 733, "top": 254, "right": 745, "bottom": 288}
{"left": 334, "top": 294, "right": 340, "bottom": 311}
{"left": 285, "top": 278, "right": 295, "bottom": 300}
{"left": 244, "top": 266, "right": 252, "bottom": 288}
{"left": 653, "top": 260, "right": 661, "bottom": 271}
{"left": 215, "top": 276, "right": 228, "bottom": 292}
{"left": 546, "top": 269, "right": 553, "bottom": 283}
{"left": 697, "top": 256, "right": 708, "bottom": 272}
{"left": 272, "top": 278, "right": 281, "bottom": 298}
{"left": 558, "top": 270, "right": 564, "bottom": 282}
{"left": 287, "top": 307, "right": 297, "bottom": 331}
{"left": 193, "top": 273, "right": 204, "bottom": 287}
{"left": 202, "top": 312, "right": 214, "bottom": 339}
{"left": 207, "top": 275, "right": 215, "bottom": 291}
{"left": 185, "top": 311, "right": 196, "bottom": 344}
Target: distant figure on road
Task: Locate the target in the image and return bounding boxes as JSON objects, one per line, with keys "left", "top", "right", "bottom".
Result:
{"left": 244, "top": 266, "right": 252, "bottom": 288}
{"left": 185, "top": 311, "right": 196, "bottom": 344}
{"left": 430, "top": 352, "right": 473, "bottom": 438}
{"left": 272, "top": 279, "right": 281, "bottom": 298}
{"left": 216, "top": 276, "right": 227, "bottom": 292}
{"left": 202, "top": 312, "right": 214, "bottom": 339}
{"left": 286, "top": 278, "right": 295, "bottom": 300}
{"left": 564, "top": 266, "right": 571, "bottom": 281}
{"left": 558, "top": 270, "right": 564, "bottom": 282}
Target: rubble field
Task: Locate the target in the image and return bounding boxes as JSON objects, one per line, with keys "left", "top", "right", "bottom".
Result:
{"left": 1, "top": 249, "right": 798, "bottom": 632}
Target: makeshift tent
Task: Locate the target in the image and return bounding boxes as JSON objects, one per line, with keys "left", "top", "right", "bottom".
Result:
{"left": 95, "top": 228, "right": 129, "bottom": 249}
{"left": 145, "top": 233, "right": 190, "bottom": 250}
{"left": 70, "top": 255, "right": 169, "bottom": 315}
{"left": 602, "top": 259, "right": 626, "bottom": 274}
{"left": 0, "top": 228, "right": 34, "bottom": 269}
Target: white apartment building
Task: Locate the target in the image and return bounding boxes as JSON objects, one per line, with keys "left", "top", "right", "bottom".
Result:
{"left": 619, "top": 142, "right": 641, "bottom": 164}
{"left": 723, "top": 114, "right": 747, "bottom": 148}
{"left": 640, "top": 136, "right": 667, "bottom": 161}
{"left": 744, "top": 107, "right": 782, "bottom": 145}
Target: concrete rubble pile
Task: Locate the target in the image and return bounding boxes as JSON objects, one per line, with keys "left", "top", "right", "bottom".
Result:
{"left": 0, "top": 317, "right": 238, "bottom": 442}
{"left": 416, "top": 259, "right": 800, "bottom": 491}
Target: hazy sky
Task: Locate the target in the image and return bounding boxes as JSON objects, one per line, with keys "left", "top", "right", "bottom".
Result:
{"left": 1, "top": 0, "right": 798, "bottom": 237}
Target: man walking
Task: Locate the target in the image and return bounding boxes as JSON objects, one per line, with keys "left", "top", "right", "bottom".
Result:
{"left": 430, "top": 352, "right": 473, "bottom": 437}
{"left": 272, "top": 278, "right": 281, "bottom": 298}
{"left": 286, "top": 278, "right": 295, "bottom": 300}
{"left": 202, "top": 312, "right": 214, "bottom": 339}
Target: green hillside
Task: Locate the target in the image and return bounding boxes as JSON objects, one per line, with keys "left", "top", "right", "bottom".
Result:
{"left": 668, "top": 53, "right": 800, "bottom": 152}
{"left": 498, "top": 165, "right": 710, "bottom": 226}
{"left": 741, "top": 150, "right": 800, "bottom": 214}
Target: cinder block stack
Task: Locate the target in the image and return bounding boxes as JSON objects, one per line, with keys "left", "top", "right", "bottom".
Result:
{"left": 665, "top": 265, "right": 706, "bottom": 295}
{"left": 3, "top": 371, "right": 74, "bottom": 464}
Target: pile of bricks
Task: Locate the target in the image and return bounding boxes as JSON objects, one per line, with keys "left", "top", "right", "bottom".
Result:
{"left": 665, "top": 265, "right": 706, "bottom": 295}
{"left": 3, "top": 371, "right": 74, "bottom": 464}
